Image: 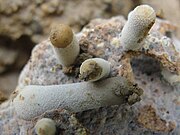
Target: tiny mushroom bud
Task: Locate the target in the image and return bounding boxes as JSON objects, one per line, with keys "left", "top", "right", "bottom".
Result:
{"left": 120, "top": 5, "right": 156, "bottom": 50}
{"left": 50, "top": 23, "right": 80, "bottom": 66}
{"left": 13, "top": 76, "right": 143, "bottom": 120}
{"left": 35, "top": 118, "right": 56, "bottom": 135}
{"left": 161, "top": 68, "right": 180, "bottom": 85}
{"left": 79, "top": 58, "right": 111, "bottom": 82}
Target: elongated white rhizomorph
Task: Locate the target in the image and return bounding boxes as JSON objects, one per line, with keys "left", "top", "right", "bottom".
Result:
{"left": 13, "top": 76, "right": 143, "bottom": 120}
{"left": 50, "top": 24, "right": 80, "bottom": 66}
{"left": 120, "top": 5, "right": 156, "bottom": 50}
{"left": 79, "top": 58, "right": 111, "bottom": 82}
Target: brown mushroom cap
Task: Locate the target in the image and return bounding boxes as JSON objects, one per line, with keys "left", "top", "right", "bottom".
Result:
{"left": 50, "top": 24, "right": 73, "bottom": 48}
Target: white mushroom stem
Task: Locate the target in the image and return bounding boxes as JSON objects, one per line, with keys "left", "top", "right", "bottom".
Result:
{"left": 120, "top": 5, "right": 156, "bottom": 50}
{"left": 52, "top": 35, "right": 79, "bottom": 66}
{"left": 79, "top": 58, "right": 111, "bottom": 82}
{"left": 161, "top": 68, "right": 180, "bottom": 85}
{"left": 13, "top": 76, "right": 143, "bottom": 120}
{"left": 50, "top": 24, "right": 80, "bottom": 66}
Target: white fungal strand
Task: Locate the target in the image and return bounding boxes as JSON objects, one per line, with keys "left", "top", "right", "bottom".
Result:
{"left": 13, "top": 76, "right": 143, "bottom": 120}
{"left": 120, "top": 5, "right": 156, "bottom": 50}
{"left": 79, "top": 58, "right": 111, "bottom": 82}
{"left": 161, "top": 68, "right": 180, "bottom": 85}
{"left": 35, "top": 118, "right": 56, "bottom": 135}
{"left": 50, "top": 24, "right": 80, "bottom": 66}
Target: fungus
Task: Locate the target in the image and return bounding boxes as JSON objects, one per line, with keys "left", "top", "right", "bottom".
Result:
{"left": 35, "top": 118, "right": 56, "bottom": 135}
{"left": 50, "top": 23, "right": 80, "bottom": 66}
{"left": 79, "top": 58, "right": 111, "bottom": 82}
{"left": 120, "top": 5, "right": 156, "bottom": 50}
{"left": 13, "top": 76, "right": 143, "bottom": 120}
{"left": 161, "top": 69, "right": 180, "bottom": 85}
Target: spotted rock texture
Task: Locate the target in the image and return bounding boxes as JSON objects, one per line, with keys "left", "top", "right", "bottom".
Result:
{"left": 0, "top": 16, "right": 180, "bottom": 135}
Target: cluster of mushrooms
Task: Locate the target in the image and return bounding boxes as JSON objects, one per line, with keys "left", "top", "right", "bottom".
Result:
{"left": 12, "top": 5, "right": 163, "bottom": 135}
{"left": 14, "top": 4, "right": 155, "bottom": 120}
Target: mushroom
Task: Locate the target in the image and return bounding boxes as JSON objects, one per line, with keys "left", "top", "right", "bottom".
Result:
{"left": 50, "top": 24, "right": 80, "bottom": 66}
{"left": 35, "top": 118, "right": 56, "bottom": 135}
{"left": 161, "top": 68, "right": 180, "bottom": 85}
{"left": 120, "top": 5, "right": 156, "bottom": 50}
{"left": 13, "top": 76, "right": 143, "bottom": 120}
{"left": 79, "top": 58, "right": 111, "bottom": 82}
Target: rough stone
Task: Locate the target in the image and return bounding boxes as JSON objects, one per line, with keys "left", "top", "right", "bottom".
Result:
{"left": 0, "top": 91, "right": 7, "bottom": 104}
{"left": 142, "top": 0, "right": 180, "bottom": 38}
{"left": 0, "top": 72, "right": 19, "bottom": 96}
{"left": 0, "top": 0, "right": 133, "bottom": 43}
{"left": 0, "top": 46, "right": 18, "bottom": 73}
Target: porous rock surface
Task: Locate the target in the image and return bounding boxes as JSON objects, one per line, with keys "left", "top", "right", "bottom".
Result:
{"left": 0, "top": 16, "right": 180, "bottom": 134}
{"left": 0, "top": 0, "right": 133, "bottom": 43}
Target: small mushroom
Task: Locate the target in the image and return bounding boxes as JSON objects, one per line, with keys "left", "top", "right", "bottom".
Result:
{"left": 50, "top": 23, "right": 80, "bottom": 66}
{"left": 35, "top": 118, "right": 56, "bottom": 135}
{"left": 79, "top": 58, "right": 111, "bottom": 82}
{"left": 120, "top": 5, "right": 156, "bottom": 50}
{"left": 161, "top": 68, "right": 180, "bottom": 85}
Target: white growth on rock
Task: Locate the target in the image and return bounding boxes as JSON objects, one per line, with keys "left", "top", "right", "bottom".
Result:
{"left": 161, "top": 68, "right": 180, "bottom": 85}
{"left": 120, "top": 5, "right": 156, "bottom": 50}
{"left": 50, "top": 23, "right": 80, "bottom": 66}
{"left": 13, "top": 76, "right": 142, "bottom": 120}
{"left": 79, "top": 58, "right": 111, "bottom": 82}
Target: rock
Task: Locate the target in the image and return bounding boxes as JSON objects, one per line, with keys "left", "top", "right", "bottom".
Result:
{"left": 0, "top": 91, "right": 7, "bottom": 104}
{"left": 0, "top": 36, "right": 33, "bottom": 96}
{"left": 0, "top": 72, "right": 19, "bottom": 96}
{"left": 137, "top": 105, "right": 176, "bottom": 132}
{"left": 0, "top": 15, "right": 180, "bottom": 134}
{"left": 0, "top": 35, "right": 34, "bottom": 73}
{"left": 142, "top": 0, "right": 180, "bottom": 38}
{"left": 0, "top": 46, "right": 18, "bottom": 73}
{"left": 0, "top": 0, "right": 133, "bottom": 43}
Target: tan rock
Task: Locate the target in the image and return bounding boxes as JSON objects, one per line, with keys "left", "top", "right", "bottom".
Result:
{"left": 142, "top": 0, "right": 180, "bottom": 38}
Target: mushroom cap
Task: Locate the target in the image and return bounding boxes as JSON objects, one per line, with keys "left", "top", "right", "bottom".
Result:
{"left": 35, "top": 118, "right": 56, "bottom": 135}
{"left": 50, "top": 24, "right": 73, "bottom": 48}
{"left": 129, "top": 5, "right": 156, "bottom": 23}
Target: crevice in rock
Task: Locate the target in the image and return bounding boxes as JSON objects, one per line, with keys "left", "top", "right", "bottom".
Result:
{"left": 130, "top": 54, "right": 161, "bottom": 76}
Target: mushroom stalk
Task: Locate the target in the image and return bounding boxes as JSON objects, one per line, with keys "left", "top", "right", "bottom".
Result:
{"left": 13, "top": 76, "right": 143, "bottom": 120}
{"left": 50, "top": 24, "right": 80, "bottom": 66}
{"left": 120, "top": 5, "right": 156, "bottom": 50}
{"left": 79, "top": 58, "right": 111, "bottom": 82}
{"left": 52, "top": 35, "right": 79, "bottom": 66}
